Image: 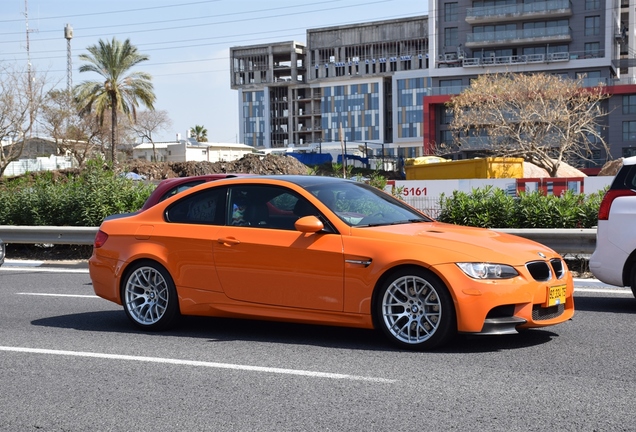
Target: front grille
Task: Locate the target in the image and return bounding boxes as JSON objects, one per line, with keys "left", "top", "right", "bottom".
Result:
{"left": 526, "top": 261, "right": 551, "bottom": 281}
{"left": 550, "top": 258, "right": 565, "bottom": 279}
{"left": 532, "top": 303, "right": 565, "bottom": 321}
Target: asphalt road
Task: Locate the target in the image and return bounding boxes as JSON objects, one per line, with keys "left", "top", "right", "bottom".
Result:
{"left": 1, "top": 261, "right": 635, "bottom": 432}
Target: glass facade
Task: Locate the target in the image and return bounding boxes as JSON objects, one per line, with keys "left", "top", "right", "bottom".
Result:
{"left": 624, "top": 95, "right": 636, "bottom": 115}
{"left": 624, "top": 121, "right": 636, "bottom": 142}
{"left": 321, "top": 83, "right": 380, "bottom": 142}
{"left": 397, "top": 78, "right": 426, "bottom": 138}
{"left": 242, "top": 91, "right": 265, "bottom": 147}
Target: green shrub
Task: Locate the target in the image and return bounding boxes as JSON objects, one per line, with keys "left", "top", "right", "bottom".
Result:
{"left": 438, "top": 186, "right": 603, "bottom": 229}
{"left": 0, "top": 159, "right": 155, "bottom": 226}
{"left": 438, "top": 186, "right": 518, "bottom": 228}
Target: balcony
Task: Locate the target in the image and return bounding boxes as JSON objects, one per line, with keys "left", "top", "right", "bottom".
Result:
{"left": 466, "top": 0, "right": 572, "bottom": 24}
{"left": 465, "top": 26, "right": 571, "bottom": 48}
{"left": 429, "top": 74, "right": 610, "bottom": 96}
{"left": 462, "top": 52, "right": 569, "bottom": 68}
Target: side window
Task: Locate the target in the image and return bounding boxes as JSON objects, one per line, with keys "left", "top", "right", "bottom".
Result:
{"left": 159, "top": 180, "right": 205, "bottom": 203}
{"left": 165, "top": 187, "right": 226, "bottom": 225}
{"left": 227, "top": 185, "right": 320, "bottom": 230}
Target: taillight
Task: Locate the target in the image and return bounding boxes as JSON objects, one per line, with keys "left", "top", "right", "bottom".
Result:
{"left": 93, "top": 230, "right": 109, "bottom": 248}
{"left": 598, "top": 189, "right": 636, "bottom": 220}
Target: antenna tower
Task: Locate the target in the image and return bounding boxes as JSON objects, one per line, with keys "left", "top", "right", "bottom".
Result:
{"left": 64, "top": 24, "right": 73, "bottom": 93}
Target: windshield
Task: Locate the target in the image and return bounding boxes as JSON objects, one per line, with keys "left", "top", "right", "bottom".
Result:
{"left": 307, "top": 181, "right": 432, "bottom": 227}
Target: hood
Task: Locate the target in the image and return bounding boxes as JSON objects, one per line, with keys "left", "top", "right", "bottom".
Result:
{"left": 353, "top": 221, "right": 559, "bottom": 266}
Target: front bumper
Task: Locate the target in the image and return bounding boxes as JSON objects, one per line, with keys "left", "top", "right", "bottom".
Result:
{"left": 433, "top": 262, "right": 575, "bottom": 334}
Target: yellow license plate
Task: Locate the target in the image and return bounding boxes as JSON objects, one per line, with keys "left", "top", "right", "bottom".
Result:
{"left": 547, "top": 284, "right": 567, "bottom": 307}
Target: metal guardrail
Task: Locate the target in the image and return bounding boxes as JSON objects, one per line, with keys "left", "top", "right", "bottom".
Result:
{"left": 496, "top": 228, "right": 596, "bottom": 255}
{"left": 0, "top": 226, "right": 597, "bottom": 255}
{"left": 0, "top": 226, "right": 99, "bottom": 245}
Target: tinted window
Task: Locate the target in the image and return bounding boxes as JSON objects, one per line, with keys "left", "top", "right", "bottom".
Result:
{"left": 227, "top": 184, "right": 319, "bottom": 230}
{"left": 160, "top": 180, "right": 206, "bottom": 203}
{"left": 625, "top": 166, "right": 636, "bottom": 190}
{"left": 165, "top": 187, "right": 227, "bottom": 225}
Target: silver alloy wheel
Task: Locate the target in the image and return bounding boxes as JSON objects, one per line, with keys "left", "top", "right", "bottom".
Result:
{"left": 124, "top": 266, "right": 170, "bottom": 326}
{"left": 381, "top": 275, "right": 442, "bottom": 344}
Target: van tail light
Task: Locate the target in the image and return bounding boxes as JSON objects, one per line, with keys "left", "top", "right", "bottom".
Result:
{"left": 94, "top": 230, "right": 109, "bottom": 248}
{"left": 598, "top": 189, "right": 636, "bottom": 220}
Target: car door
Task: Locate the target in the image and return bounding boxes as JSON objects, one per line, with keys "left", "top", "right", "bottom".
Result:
{"left": 214, "top": 185, "right": 344, "bottom": 311}
{"left": 163, "top": 186, "right": 227, "bottom": 292}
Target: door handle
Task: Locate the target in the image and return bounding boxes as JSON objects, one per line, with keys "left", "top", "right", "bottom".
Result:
{"left": 218, "top": 237, "right": 241, "bottom": 246}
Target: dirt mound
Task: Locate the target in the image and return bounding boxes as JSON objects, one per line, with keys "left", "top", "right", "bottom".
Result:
{"left": 122, "top": 154, "right": 311, "bottom": 181}
{"left": 598, "top": 158, "right": 623, "bottom": 176}
{"left": 522, "top": 161, "right": 587, "bottom": 178}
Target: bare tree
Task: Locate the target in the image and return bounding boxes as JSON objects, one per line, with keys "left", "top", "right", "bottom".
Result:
{"left": 128, "top": 110, "right": 172, "bottom": 162}
{"left": 0, "top": 64, "right": 48, "bottom": 177}
{"left": 444, "top": 73, "right": 610, "bottom": 176}
{"left": 41, "top": 89, "right": 88, "bottom": 167}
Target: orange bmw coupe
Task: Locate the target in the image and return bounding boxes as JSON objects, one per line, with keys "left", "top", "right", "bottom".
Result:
{"left": 89, "top": 175, "right": 574, "bottom": 349}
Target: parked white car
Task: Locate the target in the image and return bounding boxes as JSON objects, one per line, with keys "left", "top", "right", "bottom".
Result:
{"left": 590, "top": 156, "right": 636, "bottom": 296}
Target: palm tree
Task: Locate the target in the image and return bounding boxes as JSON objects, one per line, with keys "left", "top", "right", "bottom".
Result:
{"left": 74, "top": 37, "right": 155, "bottom": 163}
{"left": 190, "top": 125, "right": 208, "bottom": 142}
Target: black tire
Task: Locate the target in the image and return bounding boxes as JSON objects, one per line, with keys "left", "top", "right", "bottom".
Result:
{"left": 376, "top": 268, "right": 456, "bottom": 350}
{"left": 121, "top": 260, "right": 180, "bottom": 331}
{"left": 631, "top": 266, "right": 636, "bottom": 299}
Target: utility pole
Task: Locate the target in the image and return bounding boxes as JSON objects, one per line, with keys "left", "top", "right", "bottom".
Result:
{"left": 24, "top": 0, "right": 32, "bottom": 89}
{"left": 24, "top": 0, "right": 38, "bottom": 137}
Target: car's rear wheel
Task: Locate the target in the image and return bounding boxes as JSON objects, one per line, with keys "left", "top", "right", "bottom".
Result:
{"left": 630, "top": 266, "right": 636, "bottom": 299}
{"left": 122, "top": 261, "right": 179, "bottom": 330}
{"left": 376, "top": 268, "right": 456, "bottom": 350}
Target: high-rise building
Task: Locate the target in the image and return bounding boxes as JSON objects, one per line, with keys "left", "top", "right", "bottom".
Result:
{"left": 230, "top": 16, "right": 430, "bottom": 161}
{"left": 428, "top": 0, "right": 636, "bottom": 169}
{"left": 230, "top": 0, "right": 636, "bottom": 169}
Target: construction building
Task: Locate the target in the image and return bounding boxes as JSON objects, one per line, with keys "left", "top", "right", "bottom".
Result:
{"left": 230, "top": 0, "right": 636, "bottom": 170}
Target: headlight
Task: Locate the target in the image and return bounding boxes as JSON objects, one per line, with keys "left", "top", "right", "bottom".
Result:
{"left": 456, "top": 262, "right": 518, "bottom": 279}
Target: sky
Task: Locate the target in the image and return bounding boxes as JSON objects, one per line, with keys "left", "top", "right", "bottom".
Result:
{"left": 1, "top": 0, "right": 428, "bottom": 143}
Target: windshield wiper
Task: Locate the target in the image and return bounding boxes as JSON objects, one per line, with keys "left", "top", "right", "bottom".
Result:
{"left": 359, "top": 219, "right": 428, "bottom": 227}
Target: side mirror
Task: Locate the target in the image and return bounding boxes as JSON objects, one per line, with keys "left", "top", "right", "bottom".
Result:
{"left": 294, "top": 215, "right": 324, "bottom": 233}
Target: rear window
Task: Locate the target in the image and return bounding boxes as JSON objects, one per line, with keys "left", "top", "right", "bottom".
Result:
{"left": 612, "top": 165, "right": 636, "bottom": 190}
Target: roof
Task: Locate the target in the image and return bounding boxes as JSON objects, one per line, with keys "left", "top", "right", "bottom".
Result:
{"left": 133, "top": 142, "right": 173, "bottom": 150}
{"left": 188, "top": 142, "right": 255, "bottom": 150}
{"left": 244, "top": 175, "right": 358, "bottom": 188}
{"left": 624, "top": 156, "right": 636, "bottom": 166}
{"left": 133, "top": 141, "right": 254, "bottom": 151}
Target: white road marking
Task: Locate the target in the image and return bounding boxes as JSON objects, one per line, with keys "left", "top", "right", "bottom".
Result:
{"left": 3, "top": 259, "right": 44, "bottom": 266}
{"left": 17, "top": 292, "right": 99, "bottom": 298}
{"left": 0, "top": 346, "right": 396, "bottom": 383}
{"left": 1, "top": 265, "right": 88, "bottom": 274}
{"left": 574, "top": 287, "right": 633, "bottom": 295}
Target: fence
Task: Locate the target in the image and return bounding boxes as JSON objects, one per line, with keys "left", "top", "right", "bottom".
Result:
{"left": 3, "top": 155, "right": 74, "bottom": 178}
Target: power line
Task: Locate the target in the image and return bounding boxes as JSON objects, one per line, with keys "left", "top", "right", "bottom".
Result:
{"left": 0, "top": 0, "right": 221, "bottom": 23}
{"left": 0, "top": 0, "right": 344, "bottom": 37}
{"left": 5, "top": 11, "right": 425, "bottom": 65}
{"left": 0, "top": 0, "right": 393, "bottom": 44}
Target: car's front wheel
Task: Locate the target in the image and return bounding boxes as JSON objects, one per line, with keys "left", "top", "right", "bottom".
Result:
{"left": 376, "top": 268, "right": 456, "bottom": 350}
{"left": 121, "top": 261, "right": 179, "bottom": 330}
{"left": 630, "top": 266, "right": 636, "bottom": 299}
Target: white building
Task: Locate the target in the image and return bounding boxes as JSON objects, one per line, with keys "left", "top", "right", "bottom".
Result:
{"left": 132, "top": 138, "right": 256, "bottom": 163}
